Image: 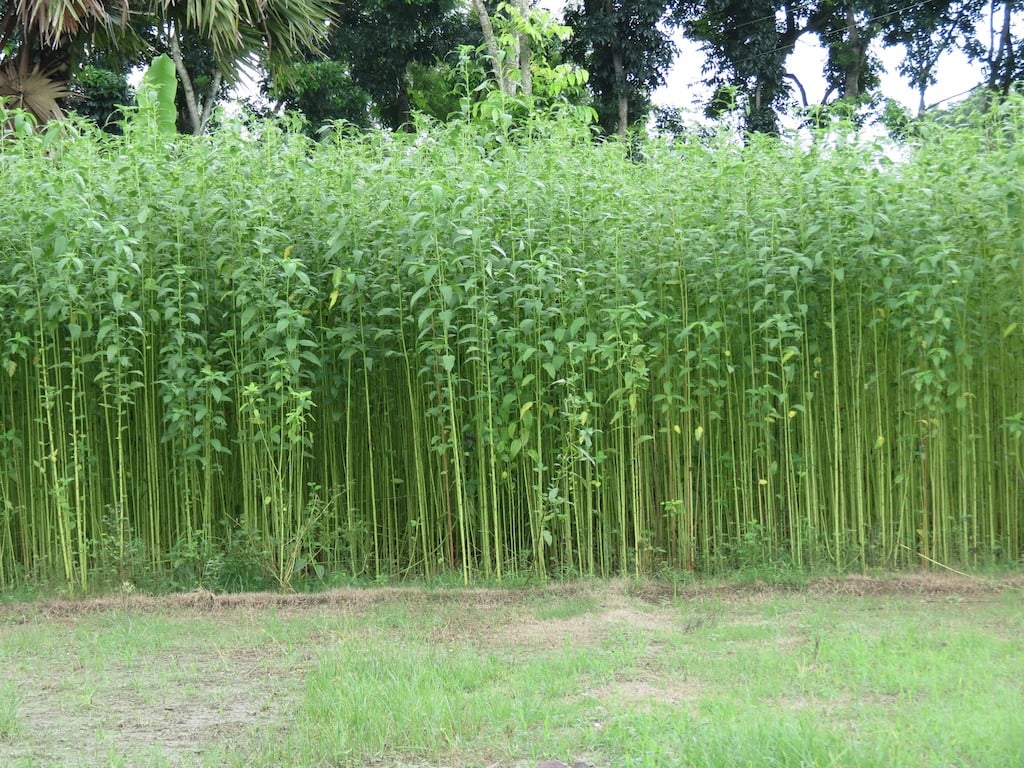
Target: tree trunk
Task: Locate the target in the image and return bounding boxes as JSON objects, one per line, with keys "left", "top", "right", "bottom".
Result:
{"left": 0, "top": 6, "right": 19, "bottom": 54}
{"left": 785, "top": 73, "right": 808, "bottom": 107}
{"left": 471, "top": 0, "right": 513, "bottom": 96}
{"left": 988, "top": 0, "right": 1014, "bottom": 95}
{"left": 396, "top": 78, "right": 413, "bottom": 130}
{"left": 168, "top": 35, "right": 221, "bottom": 134}
{"left": 517, "top": 0, "right": 532, "bottom": 98}
{"left": 605, "top": 0, "right": 627, "bottom": 136}
{"left": 199, "top": 70, "right": 222, "bottom": 130}
{"left": 169, "top": 35, "right": 202, "bottom": 134}
{"left": 844, "top": 2, "right": 861, "bottom": 99}
{"left": 614, "top": 53, "right": 627, "bottom": 136}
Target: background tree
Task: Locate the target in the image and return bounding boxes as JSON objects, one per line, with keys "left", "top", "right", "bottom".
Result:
{"left": 461, "top": 3, "right": 594, "bottom": 127}
{"left": 0, "top": 0, "right": 128, "bottom": 120}
{"left": 330, "top": 0, "right": 477, "bottom": 128}
{"left": 673, "top": 0, "right": 831, "bottom": 134}
{"left": 563, "top": 0, "right": 676, "bottom": 135}
{"left": 815, "top": 1, "right": 886, "bottom": 104}
{"left": 882, "top": 0, "right": 985, "bottom": 115}
{"left": 68, "top": 64, "right": 132, "bottom": 131}
{"left": 670, "top": 1, "right": 1013, "bottom": 134}
{"left": 471, "top": 0, "right": 524, "bottom": 96}
{"left": 973, "top": 0, "right": 1023, "bottom": 96}
{"left": 266, "top": 60, "right": 373, "bottom": 132}
{"left": 266, "top": 0, "right": 477, "bottom": 132}
{"left": 0, "top": 0, "right": 333, "bottom": 128}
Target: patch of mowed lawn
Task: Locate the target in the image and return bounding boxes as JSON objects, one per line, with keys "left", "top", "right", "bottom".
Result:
{"left": 0, "top": 579, "right": 1022, "bottom": 767}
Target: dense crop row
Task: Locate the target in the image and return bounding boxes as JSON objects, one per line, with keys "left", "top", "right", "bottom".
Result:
{"left": 1, "top": 105, "right": 1023, "bottom": 590}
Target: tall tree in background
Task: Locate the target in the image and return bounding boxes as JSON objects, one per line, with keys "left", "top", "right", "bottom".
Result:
{"left": 458, "top": 1, "right": 592, "bottom": 125}
{"left": 673, "top": 1, "right": 832, "bottom": 134}
{"left": 332, "top": 0, "right": 476, "bottom": 128}
{"left": 70, "top": 63, "right": 133, "bottom": 130}
{"left": 471, "top": 0, "right": 531, "bottom": 97}
{"left": 674, "top": 0, "right": 894, "bottom": 132}
{"left": 816, "top": 1, "right": 1022, "bottom": 116}
{"left": 671, "top": 1, "right": 1015, "bottom": 133}
{"left": 265, "top": 58, "right": 374, "bottom": 131}
{"left": 976, "top": 0, "right": 1023, "bottom": 95}
{"left": 882, "top": 1, "right": 984, "bottom": 114}
{"left": 0, "top": 0, "right": 128, "bottom": 120}
{"left": 265, "top": 0, "right": 476, "bottom": 131}
{"left": 563, "top": 0, "right": 675, "bottom": 135}
{"left": 815, "top": 1, "right": 887, "bottom": 104}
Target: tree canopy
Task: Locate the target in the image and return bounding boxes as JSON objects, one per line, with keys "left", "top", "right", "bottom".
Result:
{"left": 264, "top": 0, "right": 478, "bottom": 132}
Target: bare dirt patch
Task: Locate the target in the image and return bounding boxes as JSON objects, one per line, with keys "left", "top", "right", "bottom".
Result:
{"left": 419, "top": 581, "right": 706, "bottom": 653}
{"left": 628, "top": 571, "right": 1024, "bottom": 604}
{"left": 585, "top": 675, "right": 704, "bottom": 712}
{"left": 4, "top": 640, "right": 304, "bottom": 768}
{"left": 2, "top": 573, "right": 1019, "bottom": 623}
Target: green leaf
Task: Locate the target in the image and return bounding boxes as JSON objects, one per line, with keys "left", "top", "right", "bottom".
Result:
{"left": 136, "top": 55, "right": 178, "bottom": 136}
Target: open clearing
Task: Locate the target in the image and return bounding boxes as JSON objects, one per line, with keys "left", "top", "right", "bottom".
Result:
{"left": 2, "top": 574, "right": 1023, "bottom": 768}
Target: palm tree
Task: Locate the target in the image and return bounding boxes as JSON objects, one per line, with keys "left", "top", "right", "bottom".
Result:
{"left": 0, "top": 0, "right": 333, "bottom": 127}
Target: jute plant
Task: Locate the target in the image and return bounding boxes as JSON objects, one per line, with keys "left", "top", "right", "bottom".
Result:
{"left": 0, "top": 99, "right": 1022, "bottom": 589}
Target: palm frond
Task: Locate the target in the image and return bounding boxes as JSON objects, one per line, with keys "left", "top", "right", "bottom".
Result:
{"left": 15, "top": 0, "right": 123, "bottom": 47}
{"left": 162, "top": 0, "right": 331, "bottom": 71}
{"left": 0, "top": 63, "right": 68, "bottom": 121}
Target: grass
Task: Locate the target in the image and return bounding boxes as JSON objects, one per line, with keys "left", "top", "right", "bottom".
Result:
{"left": 1, "top": 577, "right": 1022, "bottom": 767}
{"left": 0, "top": 681, "right": 19, "bottom": 742}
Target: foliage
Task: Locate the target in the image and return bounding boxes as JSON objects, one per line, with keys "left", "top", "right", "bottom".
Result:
{"left": 563, "top": 0, "right": 676, "bottom": 135}
{"left": 266, "top": 59, "right": 373, "bottom": 133}
{"left": 1, "top": 100, "right": 1023, "bottom": 591}
{"left": 332, "top": 0, "right": 479, "bottom": 128}
{"left": 406, "top": 58, "right": 466, "bottom": 122}
{"left": 882, "top": 0, "right": 986, "bottom": 114}
{"left": 965, "top": 0, "right": 1024, "bottom": 96}
{"left": 262, "top": 0, "right": 477, "bottom": 132}
{"left": 0, "top": 63, "right": 69, "bottom": 121}
{"left": 460, "top": 4, "right": 595, "bottom": 128}
{"left": 68, "top": 64, "right": 131, "bottom": 132}
{"left": 673, "top": 0, "right": 810, "bottom": 134}
{"left": 672, "top": 1, "right": 1017, "bottom": 134}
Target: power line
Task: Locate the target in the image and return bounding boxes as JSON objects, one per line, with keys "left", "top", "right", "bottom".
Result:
{"left": 926, "top": 84, "right": 979, "bottom": 108}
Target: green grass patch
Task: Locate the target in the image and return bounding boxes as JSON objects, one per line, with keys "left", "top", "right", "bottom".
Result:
{"left": 0, "top": 681, "right": 19, "bottom": 742}
{"left": 1, "top": 580, "right": 1021, "bottom": 767}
